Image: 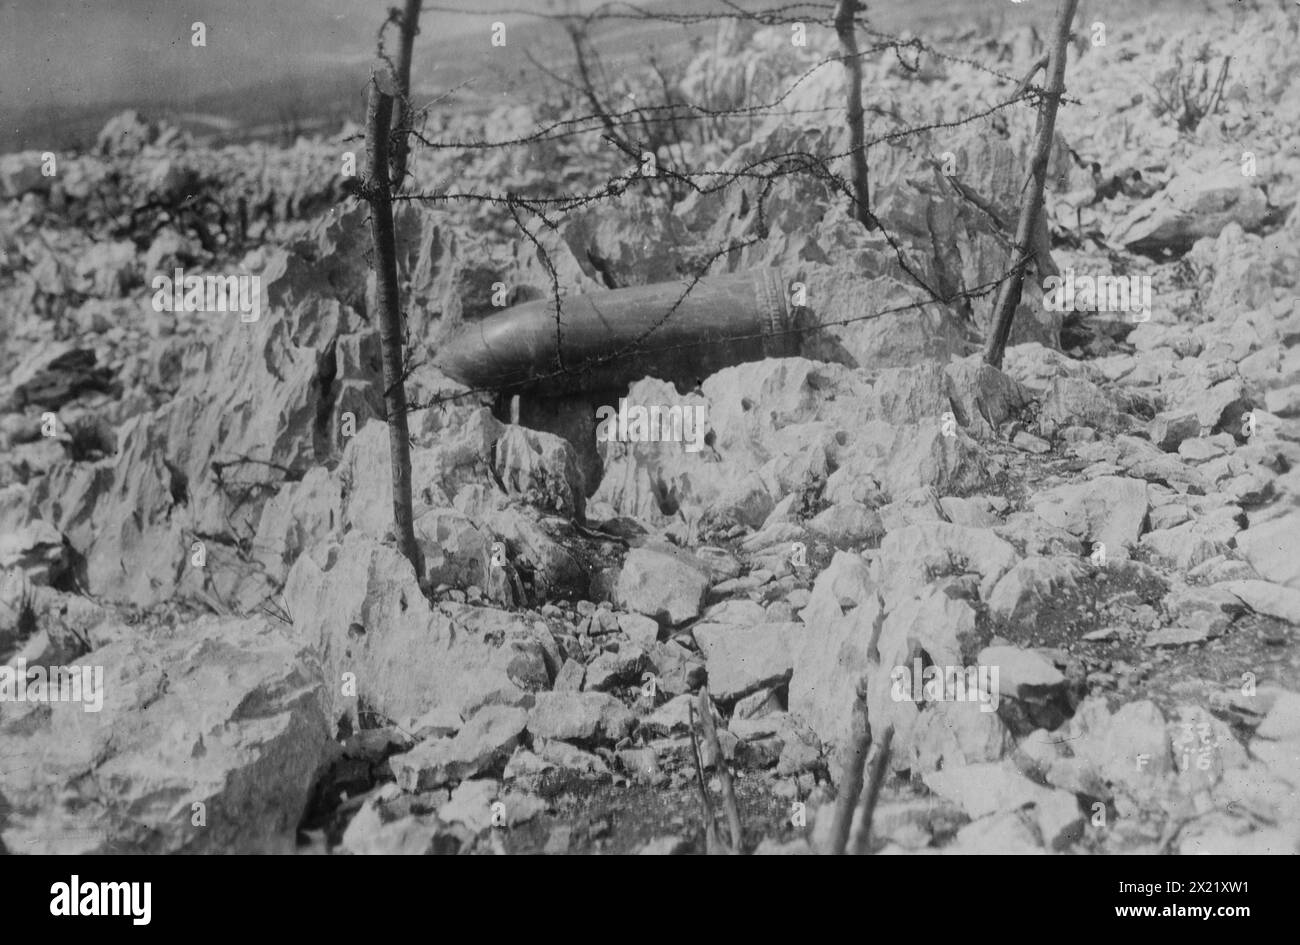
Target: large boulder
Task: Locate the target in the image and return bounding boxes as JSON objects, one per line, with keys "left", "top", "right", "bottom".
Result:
{"left": 616, "top": 545, "right": 712, "bottom": 626}
{"left": 527, "top": 691, "right": 635, "bottom": 744}
{"left": 0, "top": 616, "right": 334, "bottom": 854}
{"left": 1236, "top": 513, "right": 1300, "bottom": 589}
{"left": 1028, "top": 476, "right": 1149, "bottom": 559}
{"left": 693, "top": 621, "right": 800, "bottom": 702}
{"left": 284, "top": 533, "right": 554, "bottom": 728}
{"left": 1109, "top": 166, "right": 1271, "bottom": 254}
{"left": 876, "top": 521, "right": 1020, "bottom": 609}
{"left": 870, "top": 355, "right": 1030, "bottom": 440}
{"left": 595, "top": 360, "right": 863, "bottom": 527}
{"left": 789, "top": 552, "right": 883, "bottom": 752}
{"left": 31, "top": 215, "right": 384, "bottom": 610}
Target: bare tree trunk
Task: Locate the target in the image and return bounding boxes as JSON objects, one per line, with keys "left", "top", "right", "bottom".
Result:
{"left": 982, "top": 0, "right": 1079, "bottom": 369}
{"left": 834, "top": 0, "right": 876, "bottom": 231}
{"left": 364, "top": 68, "right": 424, "bottom": 585}
{"left": 389, "top": 0, "right": 422, "bottom": 190}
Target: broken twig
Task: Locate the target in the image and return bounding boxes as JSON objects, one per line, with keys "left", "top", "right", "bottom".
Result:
{"left": 687, "top": 700, "right": 724, "bottom": 854}
{"left": 696, "top": 686, "right": 744, "bottom": 852}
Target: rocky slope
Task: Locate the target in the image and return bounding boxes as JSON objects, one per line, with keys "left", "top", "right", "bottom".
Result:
{"left": 1, "top": 5, "right": 1298, "bottom": 854}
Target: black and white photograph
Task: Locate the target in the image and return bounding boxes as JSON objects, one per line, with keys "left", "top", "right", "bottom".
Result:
{"left": 0, "top": 0, "right": 1296, "bottom": 891}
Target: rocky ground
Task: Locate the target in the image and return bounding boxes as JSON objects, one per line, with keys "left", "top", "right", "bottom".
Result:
{"left": 1, "top": 4, "right": 1299, "bottom": 854}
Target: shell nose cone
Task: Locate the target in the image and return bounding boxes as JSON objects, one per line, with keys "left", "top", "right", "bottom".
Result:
{"left": 434, "top": 299, "right": 555, "bottom": 390}
{"left": 431, "top": 323, "right": 482, "bottom": 387}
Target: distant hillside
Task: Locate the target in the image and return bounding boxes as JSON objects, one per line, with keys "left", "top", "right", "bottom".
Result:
{"left": 1, "top": 0, "right": 1186, "bottom": 153}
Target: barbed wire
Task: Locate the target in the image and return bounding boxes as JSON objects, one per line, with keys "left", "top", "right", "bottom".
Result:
{"left": 385, "top": 0, "right": 1062, "bottom": 409}
{"left": 418, "top": 1, "right": 839, "bottom": 29}
{"left": 409, "top": 38, "right": 939, "bottom": 152}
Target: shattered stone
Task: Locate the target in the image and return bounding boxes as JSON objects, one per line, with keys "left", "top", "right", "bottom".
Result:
{"left": 909, "top": 700, "right": 1011, "bottom": 773}
{"left": 922, "top": 761, "right": 1053, "bottom": 820}
{"left": 692, "top": 621, "right": 800, "bottom": 702}
{"left": 286, "top": 535, "right": 550, "bottom": 725}
{"left": 977, "top": 646, "right": 1067, "bottom": 701}
{"left": 877, "top": 522, "right": 1019, "bottom": 608}
{"left": 1036, "top": 376, "right": 1131, "bottom": 438}
{"left": 1108, "top": 166, "right": 1271, "bottom": 254}
{"left": 1059, "top": 698, "right": 1173, "bottom": 795}
{"left": 527, "top": 691, "right": 635, "bottom": 744}
{"left": 1148, "top": 411, "right": 1201, "bottom": 452}
{"left": 583, "top": 645, "right": 649, "bottom": 692}
{"left": 1222, "top": 580, "right": 1300, "bottom": 624}
{"left": 552, "top": 658, "right": 586, "bottom": 693}
{"left": 987, "top": 556, "right": 1088, "bottom": 628}
{"left": 0, "top": 520, "right": 69, "bottom": 586}
{"left": 616, "top": 748, "right": 661, "bottom": 781}
{"left": 391, "top": 706, "right": 527, "bottom": 791}
{"left": 1140, "top": 515, "right": 1240, "bottom": 570}
{"left": 617, "top": 612, "right": 661, "bottom": 647}
{"left": 1144, "top": 625, "right": 1214, "bottom": 647}
{"left": 616, "top": 545, "right": 712, "bottom": 626}
{"left": 643, "top": 640, "right": 706, "bottom": 697}
{"left": 438, "top": 779, "right": 506, "bottom": 832}
{"left": 1235, "top": 513, "right": 1300, "bottom": 589}
{"left": 807, "top": 501, "right": 885, "bottom": 548}
{"left": 339, "top": 785, "right": 447, "bottom": 856}
{"left": 0, "top": 616, "right": 333, "bottom": 854}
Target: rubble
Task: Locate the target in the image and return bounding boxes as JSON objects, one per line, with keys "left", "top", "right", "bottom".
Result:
{"left": 3, "top": 0, "right": 1299, "bottom": 855}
